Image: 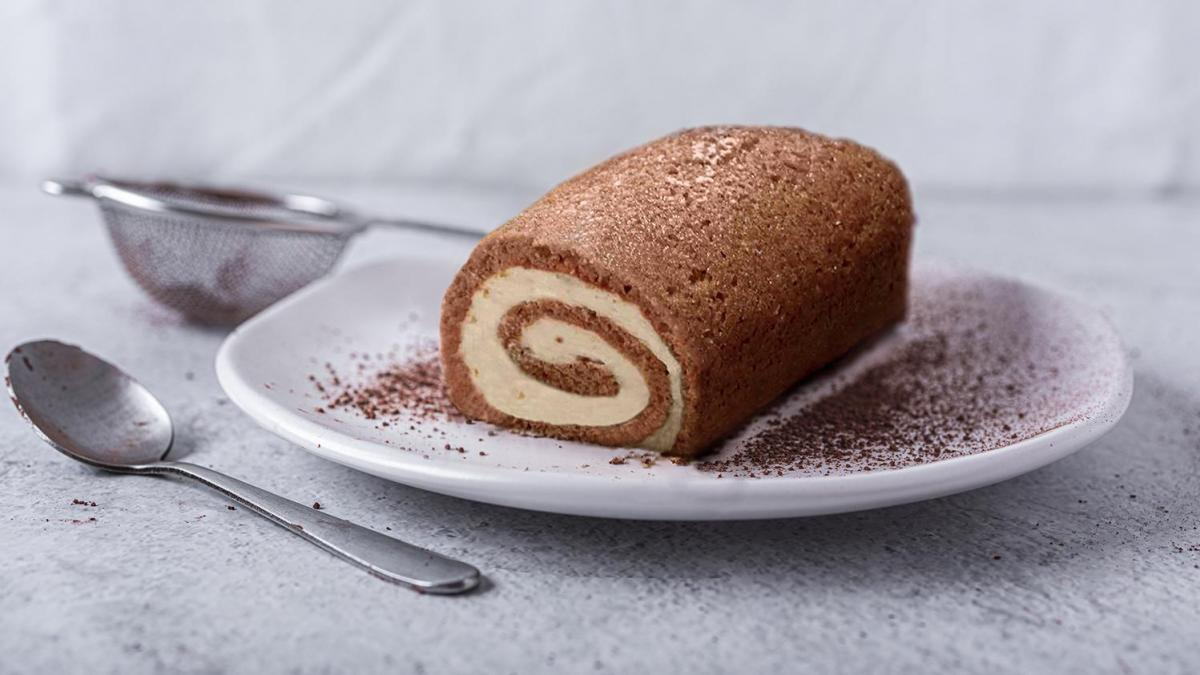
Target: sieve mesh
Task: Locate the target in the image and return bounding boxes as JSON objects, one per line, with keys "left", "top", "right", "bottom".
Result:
{"left": 100, "top": 201, "right": 351, "bottom": 325}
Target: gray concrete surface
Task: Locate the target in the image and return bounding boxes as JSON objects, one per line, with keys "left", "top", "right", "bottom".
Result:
{"left": 1, "top": 184, "right": 1197, "bottom": 674}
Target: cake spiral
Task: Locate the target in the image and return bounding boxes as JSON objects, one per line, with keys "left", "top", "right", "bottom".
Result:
{"left": 458, "top": 266, "right": 683, "bottom": 450}
{"left": 441, "top": 126, "right": 914, "bottom": 456}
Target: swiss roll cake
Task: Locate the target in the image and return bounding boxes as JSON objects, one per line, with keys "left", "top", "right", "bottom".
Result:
{"left": 440, "top": 126, "right": 914, "bottom": 457}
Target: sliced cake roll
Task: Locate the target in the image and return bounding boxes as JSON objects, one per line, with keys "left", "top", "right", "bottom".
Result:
{"left": 440, "top": 126, "right": 914, "bottom": 457}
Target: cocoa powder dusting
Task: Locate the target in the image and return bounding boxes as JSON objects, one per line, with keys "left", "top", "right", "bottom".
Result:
{"left": 315, "top": 342, "right": 462, "bottom": 424}
{"left": 306, "top": 265, "right": 1117, "bottom": 478}
{"left": 698, "top": 267, "right": 1115, "bottom": 477}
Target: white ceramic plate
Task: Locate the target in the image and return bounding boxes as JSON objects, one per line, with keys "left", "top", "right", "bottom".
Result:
{"left": 216, "top": 257, "right": 1132, "bottom": 520}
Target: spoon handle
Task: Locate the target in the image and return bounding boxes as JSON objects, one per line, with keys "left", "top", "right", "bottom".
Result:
{"left": 155, "top": 461, "right": 480, "bottom": 594}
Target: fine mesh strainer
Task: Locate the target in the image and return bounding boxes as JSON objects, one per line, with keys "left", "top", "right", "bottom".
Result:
{"left": 43, "top": 177, "right": 482, "bottom": 325}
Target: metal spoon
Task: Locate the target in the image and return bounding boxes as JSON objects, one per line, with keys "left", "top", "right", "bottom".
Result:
{"left": 4, "top": 339, "right": 481, "bottom": 595}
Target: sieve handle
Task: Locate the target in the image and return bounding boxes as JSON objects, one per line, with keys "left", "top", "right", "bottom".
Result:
{"left": 41, "top": 178, "right": 94, "bottom": 199}
{"left": 364, "top": 217, "right": 486, "bottom": 240}
{"left": 41, "top": 177, "right": 488, "bottom": 241}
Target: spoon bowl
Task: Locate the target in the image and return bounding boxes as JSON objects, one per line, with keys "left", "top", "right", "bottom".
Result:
{"left": 6, "top": 340, "right": 172, "bottom": 469}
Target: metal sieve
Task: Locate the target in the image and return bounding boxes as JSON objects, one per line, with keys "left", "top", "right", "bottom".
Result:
{"left": 43, "top": 177, "right": 481, "bottom": 325}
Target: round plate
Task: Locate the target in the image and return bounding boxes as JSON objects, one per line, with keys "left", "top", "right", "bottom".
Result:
{"left": 216, "top": 256, "right": 1132, "bottom": 520}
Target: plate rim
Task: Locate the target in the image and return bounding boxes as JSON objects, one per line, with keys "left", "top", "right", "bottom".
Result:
{"left": 215, "top": 257, "right": 1134, "bottom": 520}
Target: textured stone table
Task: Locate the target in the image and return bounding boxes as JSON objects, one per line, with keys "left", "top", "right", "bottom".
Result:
{"left": 1, "top": 182, "right": 1197, "bottom": 674}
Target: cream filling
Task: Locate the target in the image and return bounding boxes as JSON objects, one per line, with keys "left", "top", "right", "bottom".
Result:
{"left": 460, "top": 267, "right": 683, "bottom": 451}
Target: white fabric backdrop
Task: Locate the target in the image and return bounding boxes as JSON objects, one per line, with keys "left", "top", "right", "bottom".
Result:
{"left": 1, "top": 0, "right": 1197, "bottom": 195}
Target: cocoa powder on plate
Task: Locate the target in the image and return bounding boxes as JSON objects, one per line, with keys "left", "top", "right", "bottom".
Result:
{"left": 317, "top": 343, "right": 462, "bottom": 424}
{"left": 697, "top": 267, "right": 1111, "bottom": 477}
{"left": 309, "top": 267, "right": 1113, "bottom": 477}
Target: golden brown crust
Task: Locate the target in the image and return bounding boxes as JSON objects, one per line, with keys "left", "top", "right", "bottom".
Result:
{"left": 441, "top": 125, "right": 914, "bottom": 456}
